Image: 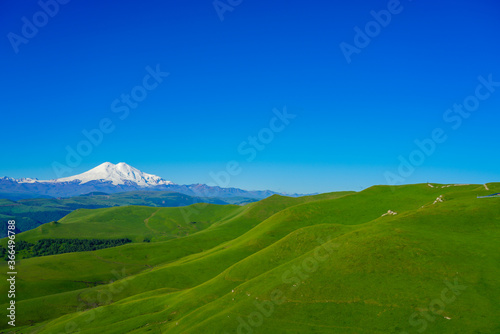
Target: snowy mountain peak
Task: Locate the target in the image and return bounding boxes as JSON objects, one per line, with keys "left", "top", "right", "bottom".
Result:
{"left": 0, "top": 176, "right": 39, "bottom": 183}
{"left": 54, "top": 162, "right": 175, "bottom": 186}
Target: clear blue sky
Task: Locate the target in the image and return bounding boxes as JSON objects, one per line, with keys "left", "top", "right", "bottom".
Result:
{"left": 1, "top": 0, "right": 499, "bottom": 194}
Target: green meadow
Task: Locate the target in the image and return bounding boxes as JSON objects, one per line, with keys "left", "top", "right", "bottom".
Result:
{"left": 0, "top": 191, "right": 255, "bottom": 238}
{"left": 1, "top": 184, "right": 499, "bottom": 333}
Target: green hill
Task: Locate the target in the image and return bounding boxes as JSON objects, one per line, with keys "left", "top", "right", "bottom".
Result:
{"left": 0, "top": 191, "right": 258, "bottom": 238}
{"left": 1, "top": 185, "right": 499, "bottom": 333}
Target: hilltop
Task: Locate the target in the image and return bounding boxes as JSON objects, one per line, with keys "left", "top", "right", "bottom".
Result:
{"left": 0, "top": 190, "right": 257, "bottom": 238}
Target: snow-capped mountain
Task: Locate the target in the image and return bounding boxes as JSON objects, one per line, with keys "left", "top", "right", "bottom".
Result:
{"left": 0, "top": 162, "right": 302, "bottom": 200}
{"left": 53, "top": 162, "right": 174, "bottom": 186}
{"left": 0, "top": 177, "right": 38, "bottom": 183}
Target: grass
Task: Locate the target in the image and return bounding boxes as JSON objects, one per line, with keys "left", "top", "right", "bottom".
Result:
{"left": 0, "top": 185, "right": 498, "bottom": 333}
{"left": 0, "top": 191, "right": 257, "bottom": 237}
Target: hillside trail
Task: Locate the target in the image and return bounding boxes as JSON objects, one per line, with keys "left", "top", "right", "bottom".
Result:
{"left": 485, "top": 184, "right": 490, "bottom": 190}
{"left": 144, "top": 209, "right": 163, "bottom": 234}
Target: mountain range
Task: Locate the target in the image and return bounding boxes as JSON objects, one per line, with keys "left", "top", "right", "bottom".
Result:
{"left": 0, "top": 162, "right": 297, "bottom": 200}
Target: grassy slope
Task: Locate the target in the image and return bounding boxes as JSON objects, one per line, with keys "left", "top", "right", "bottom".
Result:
{"left": 0, "top": 191, "right": 353, "bottom": 328}
{"left": 2, "top": 186, "right": 499, "bottom": 333}
{"left": 0, "top": 191, "right": 254, "bottom": 237}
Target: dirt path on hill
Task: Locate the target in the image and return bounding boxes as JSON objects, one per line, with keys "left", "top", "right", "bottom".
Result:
{"left": 144, "top": 209, "right": 162, "bottom": 234}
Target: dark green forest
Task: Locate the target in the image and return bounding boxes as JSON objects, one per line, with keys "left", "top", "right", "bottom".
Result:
{"left": 1, "top": 237, "right": 132, "bottom": 260}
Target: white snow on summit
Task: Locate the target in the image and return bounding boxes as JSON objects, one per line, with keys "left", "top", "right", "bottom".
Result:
{"left": 53, "top": 162, "right": 174, "bottom": 186}
{"left": 0, "top": 176, "right": 39, "bottom": 183}
{"left": 17, "top": 178, "right": 39, "bottom": 183}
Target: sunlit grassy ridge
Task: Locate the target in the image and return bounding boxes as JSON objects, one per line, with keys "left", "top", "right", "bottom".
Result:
{"left": 1, "top": 185, "right": 499, "bottom": 333}
{"left": 0, "top": 191, "right": 249, "bottom": 238}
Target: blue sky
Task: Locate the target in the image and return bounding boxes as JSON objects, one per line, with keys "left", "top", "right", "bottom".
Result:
{"left": 1, "top": 0, "right": 499, "bottom": 193}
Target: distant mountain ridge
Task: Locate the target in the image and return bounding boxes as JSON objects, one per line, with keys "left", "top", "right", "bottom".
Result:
{"left": 0, "top": 162, "right": 300, "bottom": 200}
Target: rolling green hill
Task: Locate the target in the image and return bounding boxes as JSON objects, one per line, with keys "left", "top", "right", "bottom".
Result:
{"left": 0, "top": 191, "right": 257, "bottom": 238}
{"left": 1, "top": 184, "right": 499, "bottom": 333}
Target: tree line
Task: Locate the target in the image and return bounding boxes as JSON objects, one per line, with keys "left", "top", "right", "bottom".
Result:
{"left": 1, "top": 238, "right": 132, "bottom": 260}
